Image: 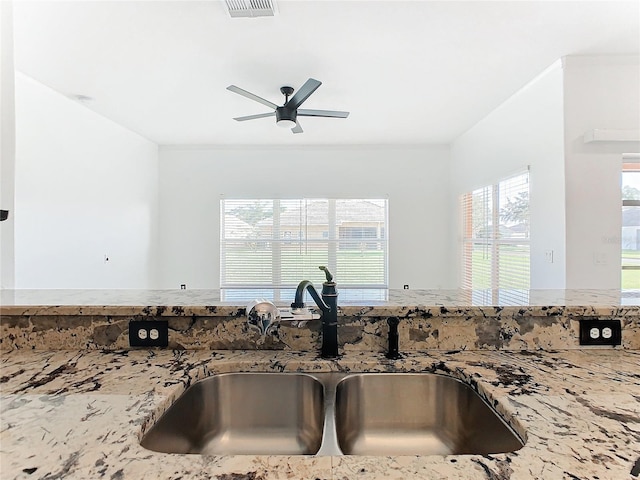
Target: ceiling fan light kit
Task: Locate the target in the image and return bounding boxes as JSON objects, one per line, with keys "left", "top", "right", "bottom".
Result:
{"left": 277, "top": 118, "right": 296, "bottom": 129}
{"left": 227, "top": 78, "right": 349, "bottom": 134}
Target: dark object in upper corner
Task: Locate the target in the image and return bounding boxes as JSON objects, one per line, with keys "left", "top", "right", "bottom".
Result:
{"left": 0, "top": 210, "right": 8, "bottom": 222}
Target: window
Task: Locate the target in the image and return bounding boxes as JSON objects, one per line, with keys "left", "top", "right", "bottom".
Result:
{"left": 622, "top": 164, "right": 640, "bottom": 289}
{"left": 461, "top": 171, "right": 530, "bottom": 303}
{"left": 220, "top": 198, "right": 388, "bottom": 300}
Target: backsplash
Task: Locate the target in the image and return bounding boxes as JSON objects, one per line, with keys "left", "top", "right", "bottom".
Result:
{"left": 2, "top": 308, "right": 638, "bottom": 351}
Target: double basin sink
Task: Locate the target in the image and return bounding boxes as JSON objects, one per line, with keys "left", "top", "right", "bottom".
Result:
{"left": 141, "top": 372, "right": 524, "bottom": 456}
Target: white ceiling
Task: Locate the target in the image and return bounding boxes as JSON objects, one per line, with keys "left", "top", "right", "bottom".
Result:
{"left": 12, "top": 0, "right": 640, "bottom": 146}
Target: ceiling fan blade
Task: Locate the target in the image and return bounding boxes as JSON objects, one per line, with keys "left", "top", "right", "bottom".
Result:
{"left": 297, "top": 109, "right": 350, "bottom": 118}
{"left": 286, "top": 78, "right": 322, "bottom": 110}
{"left": 227, "top": 85, "right": 278, "bottom": 110}
{"left": 233, "top": 112, "right": 276, "bottom": 121}
{"left": 291, "top": 121, "right": 303, "bottom": 134}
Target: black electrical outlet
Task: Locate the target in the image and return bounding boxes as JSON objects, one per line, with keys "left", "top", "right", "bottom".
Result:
{"left": 129, "top": 320, "right": 169, "bottom": 347}
{"left": 579, "top": 319, "right": 622, "bottom": 346}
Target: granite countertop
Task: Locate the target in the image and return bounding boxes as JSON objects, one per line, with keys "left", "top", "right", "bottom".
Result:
{"left": 1, "top": 348, "right": 639, "bottom": 480}
{"left": 2, "top": 289, "right": 639, "bottom": 317}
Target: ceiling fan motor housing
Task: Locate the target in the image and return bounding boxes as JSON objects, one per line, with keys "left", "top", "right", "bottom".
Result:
{"left": 276, "top": 106, "right": 297, "bottom": 124}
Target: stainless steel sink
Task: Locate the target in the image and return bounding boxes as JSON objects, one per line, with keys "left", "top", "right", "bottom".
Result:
{"left": 334, "top": 373, "right": 524, "bottom": 456}
{"left": 141, "top": 372, "right": 524, "bottom": 456}
{"left": 140, "top": 373, "right": 325, "bottom": 455}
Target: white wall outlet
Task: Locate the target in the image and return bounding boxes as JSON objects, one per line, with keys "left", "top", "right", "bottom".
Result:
{"left": 544, "top": 250, "right": 554, "bottom": 263}
{"left": 579, "top": 319, "right": 621, "bottom": 346}
{"left": 129, "top": 320, "right": 169, "bottom": 347}
{"left": 592, "top": 252, "right": 607, "bottom": 265}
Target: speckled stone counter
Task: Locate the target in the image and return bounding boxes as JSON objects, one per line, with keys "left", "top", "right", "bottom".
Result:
{"left": 1, "top": 289, "right": 639, "bottom": 351}
{"left": 1, "top": 289, "right": 639, "bottom": 478}
{"left": 1, "top": 349, "right": 639, "bottom": 480}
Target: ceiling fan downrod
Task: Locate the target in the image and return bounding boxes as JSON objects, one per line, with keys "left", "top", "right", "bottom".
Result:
{"left": 280, "top": 86, "right": 294, "bottom": 105}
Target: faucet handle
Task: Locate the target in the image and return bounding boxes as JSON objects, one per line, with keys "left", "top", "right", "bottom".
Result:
{"left": 319, "top": 266, "right": 333, "bottom": 283}
{"left": 247, "top": 299, "right": 280, "bottom": 335}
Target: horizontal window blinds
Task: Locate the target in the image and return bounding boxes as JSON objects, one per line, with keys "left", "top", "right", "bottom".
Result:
{"left": 622, "top": 168, "right": 640, "bottom": 289}
{"left": 461, "top": 171, "right": 530, "bottom": 302}
{"left": 221, "top": 199, "right": 388, "bottom": 289}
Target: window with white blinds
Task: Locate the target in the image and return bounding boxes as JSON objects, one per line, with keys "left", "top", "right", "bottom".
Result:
{"left": 461, "top": 171, "right": 530, "bottom": 303}
{"left": 220, "top": 198, "right": 388, "bottom": 293}
{"left": 622, "top": 165, "right": 640, "bottom": 290}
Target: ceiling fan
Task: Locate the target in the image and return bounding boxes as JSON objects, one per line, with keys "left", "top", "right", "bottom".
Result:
{"left": 227, "top": 78, "right": 349, "bottom": 134}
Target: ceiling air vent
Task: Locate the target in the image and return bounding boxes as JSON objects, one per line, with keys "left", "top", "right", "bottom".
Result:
{"left": 224, "top": 0, "right": 276, "bottom": 18}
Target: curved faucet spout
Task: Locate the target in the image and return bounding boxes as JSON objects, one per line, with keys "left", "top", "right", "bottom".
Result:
{"left": 291, "top": 267, "right": 339, "bottom": 358}
{"left": 291, "top": 280, "right": 329, "bottom": 313}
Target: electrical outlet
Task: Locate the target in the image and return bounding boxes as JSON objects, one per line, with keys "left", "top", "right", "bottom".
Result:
{"left": 579, "top": 319, "right": 622, "bottom": 346}
{"left": 592, "top": 252, "right": 608, "bottom": 265}
{"left": 129, "top": 320, "right": 169, "bottom": 347}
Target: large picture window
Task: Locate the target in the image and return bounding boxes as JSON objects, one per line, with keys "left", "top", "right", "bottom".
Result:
{"left": 461, "top": 171, "right": 530, "bottom": 303}
{"left": 220, "top": 198, "right": 388, "bottom": 300}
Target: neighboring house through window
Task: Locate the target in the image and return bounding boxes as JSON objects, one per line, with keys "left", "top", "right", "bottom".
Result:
{"left": 220, "top": 198, "right": 388, "bottom": 301}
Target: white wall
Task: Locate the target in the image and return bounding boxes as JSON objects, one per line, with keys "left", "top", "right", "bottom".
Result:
{"left": 11, "top": 54, "right": 636, "bottom": 291}
{"left": 14, "top": 73, "right": 159, "bottom": 288}
{"left": 0, "top": 0, "right": 16, "bottom": 289}
{"left": 562, "top": 56, "right": 640, "bottom": 289}
{"left": 450, "top": 61, "right": 567, "bottom": 288}
{"left": 157, "top": 145, "right": 453, "bottom": 290}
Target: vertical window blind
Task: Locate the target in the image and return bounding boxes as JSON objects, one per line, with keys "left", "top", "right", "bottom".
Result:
{"left": 220, "top": 198, "right": 388, "bottom": 291}
{"left": 461, "top": 171, "right": 530, "bottom": 304}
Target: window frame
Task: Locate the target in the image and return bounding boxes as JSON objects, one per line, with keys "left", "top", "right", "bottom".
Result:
{"left": 461, "top": 170, "right": 531, "bottom": 303}
{"left": 622, "top": 163, "right": 640, "bottom": 289}
{"left": 220, "top": 197, "right": 389, "bottom": 298}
